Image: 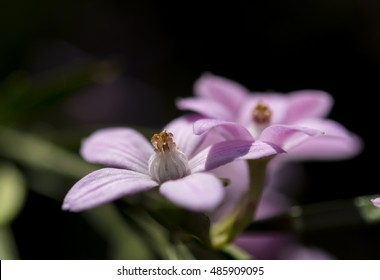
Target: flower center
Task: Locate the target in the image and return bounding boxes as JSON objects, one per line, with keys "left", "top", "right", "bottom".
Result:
{"left": 252, "top": 100, "right": 272, "bottom": 124}
{"left": 247, "top": 100, "right": 272, "bottom": 139}
{"left": 151, "top": 130, "right": 175, "bottom": 153}
{"left": 148, "top": 130, "right": 190, "bottom": 183}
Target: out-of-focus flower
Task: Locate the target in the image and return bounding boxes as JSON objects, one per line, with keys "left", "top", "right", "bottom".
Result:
{"left": 235, "top": 232, "right": 334, "bottom": 260}
{"left": 210, "top": 159, "right": 334, "bottom": 259}
{"left": 177, "top": 73, "right": 362, "bottom": 160}
{"left": 178, "top": 73, "right": 362, "bottom": 248}
{"left": 62, "top": 116, "right": 281, "bottom": 212}
{"left": 233, "top": 163, "right": 334, "bottom": 259}
{"left": 371, "top": 198, "right": 380, "bottom": 207}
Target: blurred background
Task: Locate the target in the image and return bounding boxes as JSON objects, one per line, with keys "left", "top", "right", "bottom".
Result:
{"left": 0, "top": 0, "right": 379, "bottom": 259}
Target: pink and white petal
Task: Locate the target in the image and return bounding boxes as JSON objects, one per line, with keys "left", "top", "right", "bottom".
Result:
{"left": 194, "top": 73, "right": 249, "bottom": 114}
{"left": 282, "top": 118, "right": 363, "bottom": 160}
{"left": 284, "top": 90, "right": 333, "bottom": 123}
{"left": 62, "top": 168, "right": 158, "bottom": 212}
{"left": 209, "top": 160, "right": 249, "bottom": 223}
{"left": 260, "top": 124, "right": 323, "bottom": 151}
{"left": 195, "top": 127, "right": 232, "bottom": 153}
{"left": 285, "top": 134, "right": 363, "bottom": 160}
{"left": 293, "top": 118, "right": 352, "bottom": 137}
{"left": 159, "top": 173, "right": 224, "bottom": 212}
{"left": 194, "top": 119, "right": 253, "bottom": 141}
{"left": 163, "top": 115, "right": 207, "bottom": 158}
{"left": 238, "top": 94, "right": 288, "bottom": 125}
{"left": 371, "top": 198, "right": 380, "bottom": 208}
{"left": 81, "top": 128, "right": 153, "bottom": 174}
{"left": 189, "top": 140, "right": 283, "bottom": 173}
{"left": 177, "top": 97, "right": 235, "bottom": 120}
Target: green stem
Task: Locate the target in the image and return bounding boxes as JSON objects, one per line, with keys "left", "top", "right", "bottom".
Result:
{"left": 245, "top": 194, "right": 380, "bottom": 233}
{"left": 222, "top": 244, "right": 252, "bottom": 260}
{"left": 0, "top": 227, "right": 19, "bottom": 259}
{"left": 211, "top": 159, "right": 269, "bottom": 248}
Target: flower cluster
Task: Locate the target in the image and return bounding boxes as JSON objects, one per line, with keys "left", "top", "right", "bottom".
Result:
{"left": 63, "top": 73, "right": 362, "bottom": 251}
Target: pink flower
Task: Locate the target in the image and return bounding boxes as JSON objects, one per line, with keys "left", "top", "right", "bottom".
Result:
{"left": 235, "top": 233, "right": 334, "bottom": 260}
{"left": 177, "top": 73, "right": 362, "bottom": 159}
{"left": 62, "top": 116, "right": 282, "bottom": 212}
{"left": 178, "top": 73, "right": 362, "bottom": 247}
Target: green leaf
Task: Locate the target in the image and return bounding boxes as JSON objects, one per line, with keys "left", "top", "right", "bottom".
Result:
{"left": 0, "top": 126, "right": 96, "bottom": 179}
{"left": 0, "top": 163, "right": 26, "bottom": 227}
{"left": 246, "top": 194, "right": 380, "bottom": 233}
{"left": 114, "top": 199, "right": 173, "bottom": 259}
{"left": 82, "top": 205, "right": 155, "bottom": 260}
{"left": 355, "top": 195, "right": 380, "bottom": 224}
{"left": 221, "top": 244, "right": 252, "bottom": 260}
{"left": 117, "top": 200, "right": 198, "bottom": 260}
{"left": 141, "top": 191, "right": 211, "bottom": 246}
{"left": 0, "top": 227, "right": 19, "bottom": 259}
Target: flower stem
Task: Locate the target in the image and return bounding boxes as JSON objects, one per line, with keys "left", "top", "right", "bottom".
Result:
{"left": 211, "top": 158, "right": 269, "bottom": 248}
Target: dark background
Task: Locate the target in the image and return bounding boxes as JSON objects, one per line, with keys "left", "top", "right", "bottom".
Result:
{"left": 1, "top": 0, "right": 379, "bottom": 259}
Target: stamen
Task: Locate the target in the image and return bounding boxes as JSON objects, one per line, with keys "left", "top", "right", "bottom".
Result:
{"left": 247, "top": 100, "right": 273, "bottom": 139}
{"left": 149, "top": 130, "right": 190, "bottom": 183}
{"left": 151, "top": 130, "right": 175, "bottom": 153}
{"left": 252, "top": 100, "right": 272, "bottom": 124}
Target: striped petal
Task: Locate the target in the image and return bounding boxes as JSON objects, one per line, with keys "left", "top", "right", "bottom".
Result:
{"left": 80, "top": 128, "right": 152, "bottom": 174}
{"left": 63, "top": 168, "right": 157, "bottom": 212}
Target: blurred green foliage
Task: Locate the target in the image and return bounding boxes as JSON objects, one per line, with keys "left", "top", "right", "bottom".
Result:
{"left": 0, "top": 163, "right": 26, "bottom": 227}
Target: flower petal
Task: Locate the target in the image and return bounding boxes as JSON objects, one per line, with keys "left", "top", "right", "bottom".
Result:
{"left": 177, "top": 97, "right": 235, "bottom": 120}
{"left": 208, "top": 160, "right": 249, "bottom": 223}
{"left": 189, "top": 140, "right": 283, "bottom": 173}
{"left": 235, "top": 233, "right": 292, "bottom": 260}
{"left": 284, "top": 118, "right": 363, "bottom": 160}
{"left": 260, "top": 124, "right": 323, "bottom": 151}
{"left": 193, "top": 118, "right": 253, "bottom": 141}
{"left": 293, "top": 118, "right": 353, "bottom": 137}
{"left": 62, "top": 168, "right": 158, "bottom": 212}
{"left": 371, "top": 198, "right": 380, "bottom": 208}
{"left": 286, "top": 134, "right": 362, "bottom": 160}
{"left": 278, "top": 244, "right": 334, "bottom": 260}
{"left": 159, "top": 173, "right": 224, "bottom": 212}
{"left": 163, "top": 115, "right": 207, "bottom": 158}
{"left": 80, "top": 128, "right": 152, "bottom": 174}
{"left": 194, "top": 73, "right": 248, "bottom": 114}
{"left": 284, "top": 90, "right": 333, "bottom": 122}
